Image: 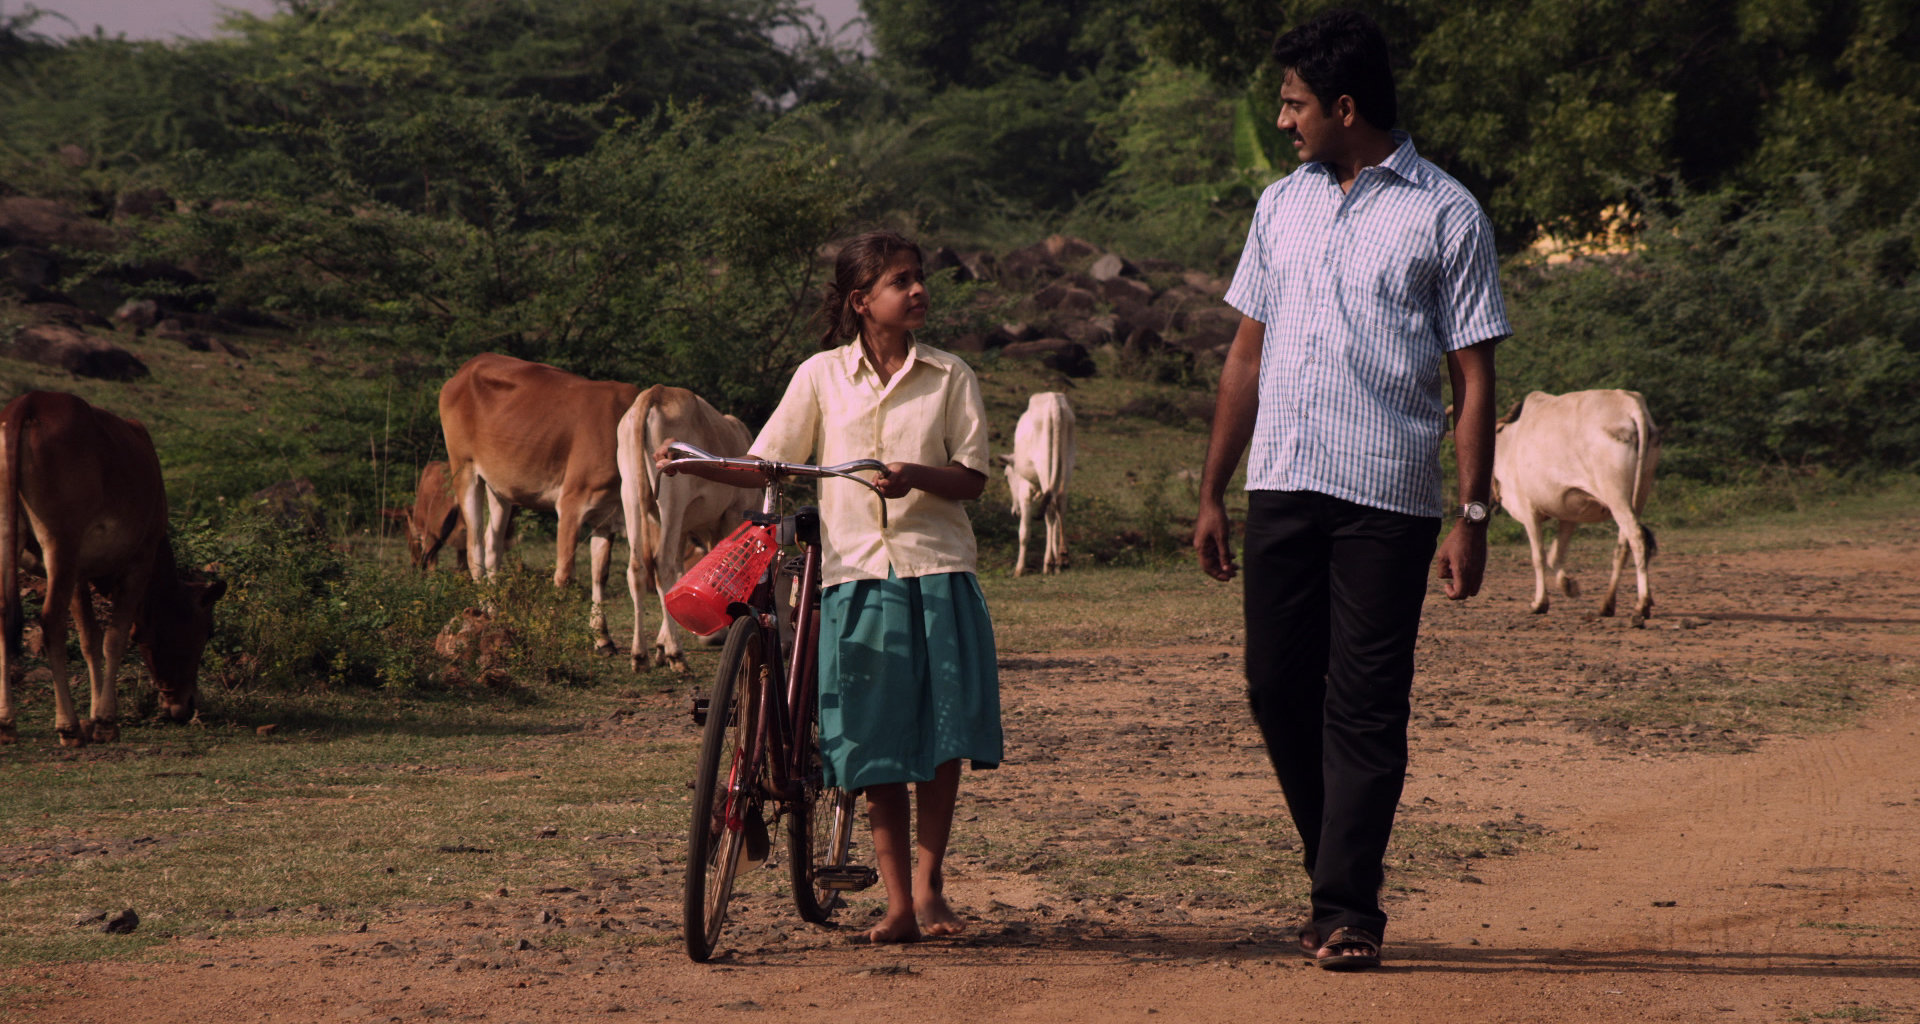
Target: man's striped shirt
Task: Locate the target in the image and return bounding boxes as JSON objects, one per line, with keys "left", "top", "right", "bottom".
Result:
{"left": 1223, "top": 131, "right": 1510, "bottom": 517}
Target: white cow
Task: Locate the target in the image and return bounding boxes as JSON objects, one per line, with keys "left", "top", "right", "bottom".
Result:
{"left": 1492, "top": 389, "right": 1660, "bottom": 621}
{"left": 1003, "top": 392, "right": 1076, "bottom": 576}
{"left": 615, "top": 385, "right": 757, "bottom": 672}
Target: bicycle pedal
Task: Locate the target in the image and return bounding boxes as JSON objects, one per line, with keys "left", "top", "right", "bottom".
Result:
{"left": 743, "top": 811, "right": 771, "bottom": 867}
{"left": 689, "top": 693, "right": 709, "bottom": 727}
{"left": 812, "top": 865, "right": 878, "bottom": 892}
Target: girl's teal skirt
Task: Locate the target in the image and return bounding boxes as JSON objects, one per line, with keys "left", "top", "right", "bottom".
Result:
{"left": 816, "top": 570, "right": 1002, "bottom": 791}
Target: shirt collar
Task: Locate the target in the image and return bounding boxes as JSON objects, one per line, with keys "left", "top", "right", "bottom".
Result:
{"left": 1305, "top": 129, "right": 1424, "bottom": 187}
{"left": 839, "top": 333, "right": 944, "bottom": 383}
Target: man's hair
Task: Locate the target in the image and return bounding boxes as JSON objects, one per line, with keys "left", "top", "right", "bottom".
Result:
{"left": 1272, "top": 9, "right": 1397, "bottom": 132}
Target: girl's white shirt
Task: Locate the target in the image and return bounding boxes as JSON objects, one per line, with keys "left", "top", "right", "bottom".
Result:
{"left": 749, "top": 337, "right": 990, "bottom": 588}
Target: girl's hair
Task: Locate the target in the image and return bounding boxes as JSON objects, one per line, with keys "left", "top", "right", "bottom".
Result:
{"left": 818, "top": 230, "right": 923, "bottom": 349}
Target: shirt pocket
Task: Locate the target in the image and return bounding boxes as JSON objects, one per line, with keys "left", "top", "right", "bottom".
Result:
{"left": 1343, "top": 235, "right": 1431, "bottom": 337}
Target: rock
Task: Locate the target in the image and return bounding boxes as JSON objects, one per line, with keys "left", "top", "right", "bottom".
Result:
{"left": 1042, "top": 234, "right": 1101, "bottom": 264}
{"left": 925, "top": 246, "right": 976, "bottom": 282}
{"left": 249, "top": 478, "right": 327, "bottom": 536}
{"left": 1003, "top": 338, "right": 1096, "bottom": 378}
{"left": 24, "top": 302, "right": 111, "bottom": 330}
{"left": 0, "top": 246, "right": 58, "bottom": 293}
{"left": 103, "top": 908, "right": 139, "bottom": 934}
{"left": 1099, "top": 275, "right": 1155, "bottom": 308}
{"left": 1030, "top": 282, "right": 1099, "bottom": 317}
{"left": 114, "top": 298, "right": 160, "bottom": 332}
{"left": 6, "top": 323, "right": 149, "bottom": 380}
{"left": 997, "top": 244, "right": 1062, "bottom": 284}
{"left": 0, "top": 196, "right": 114, "bottom": 251}
{"left": 1089, "top": 252, "right": 1141, "bottom": 282}
{"left": 113, "top": 187, "right": 173, "bottom": 221}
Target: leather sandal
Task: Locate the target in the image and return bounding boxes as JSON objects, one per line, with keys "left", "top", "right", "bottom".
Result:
{"left": 1314, "top": 926, "right": 1382, "bottom": 971}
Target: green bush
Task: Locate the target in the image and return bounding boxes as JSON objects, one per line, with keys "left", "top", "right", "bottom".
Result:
{"left": 1502, "top": 183, "right": 1920, "bottom": 481}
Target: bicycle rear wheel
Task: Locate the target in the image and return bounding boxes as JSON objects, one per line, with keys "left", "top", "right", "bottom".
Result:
{"left": 790, "top": 780, "right": 858, "bottom": 923}
{"left": 683, "top": 618, "right": 765, "bottom": 962}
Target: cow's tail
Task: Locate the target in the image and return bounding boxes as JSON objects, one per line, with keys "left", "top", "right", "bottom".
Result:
{"left": 631, "top": 385, "right": 663, "bottom": 595}
{"left": 0, "top": 399, "right": 24, "bottom": 660}
{"left": 1034, "top": 399, "right": 1072, "bottom": 515}
{"left": 1629, "top": 401, "right": 1657, "bottom": 563}
{"left": 421, "top": 502, "right": 460, "bottom": 566}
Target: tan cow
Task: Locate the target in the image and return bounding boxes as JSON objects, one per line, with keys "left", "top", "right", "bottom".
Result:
{"left": 397, "top": 461, "right": 469, "bottom": 572}
{"left": 439, "top": 353, "right": 640, "bottom": 650}
{"left": 1003, "top": 392, "right": 1076, "bottom": 576}
{"left": 1492, "top": 389, "right": 1660, "bottom": 621}
{"left": 0, "top": 391, "right": 226, "bottom": 746}
{"left": 615, "top": 385, "right": 756, "bottom": 672}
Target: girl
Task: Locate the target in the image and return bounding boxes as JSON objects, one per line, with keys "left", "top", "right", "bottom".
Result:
{"left": 661, "top": 230, "right": 1002, "bottom": 943}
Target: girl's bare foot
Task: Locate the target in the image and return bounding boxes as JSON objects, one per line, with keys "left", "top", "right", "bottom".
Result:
{"left": 916, "top": 890, "right": 966, "bottom": 937}
{"left": 866, "top": 909, "right": 921, "bottom": 944}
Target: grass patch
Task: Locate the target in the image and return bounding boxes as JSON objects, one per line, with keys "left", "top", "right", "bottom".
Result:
{"left": 980, "top": 564, "right": 1241, "bottom": 653}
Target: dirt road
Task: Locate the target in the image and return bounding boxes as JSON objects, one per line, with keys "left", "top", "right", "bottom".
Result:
{"left": 14, "top": 530, "right": 1920, "bottom": 1023}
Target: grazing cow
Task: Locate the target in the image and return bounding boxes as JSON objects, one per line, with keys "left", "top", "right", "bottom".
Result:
{"left": 396, "top": 461, "right": 470, "bottom": 572}
{"left": 615, "top": 385, "right": 756, "bottom": 672}
{"left": 0, "top": 391, "right": 226, "bottom": 746}
{"left": 1491, "top": 389, "right": 1660, "bottom": 620}
{"left": 439, "top": 353, "right": 640, "bottom": 651}
{"left": 1003, "top": 392, "right": 1076, "bottom": 576}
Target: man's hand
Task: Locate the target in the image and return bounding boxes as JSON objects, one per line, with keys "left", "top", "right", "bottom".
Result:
{"left": 653, "top": 437, "right": 681, "bottom": 475}
{"left": 1434, "top": 522, "right": 1487, "bottom": 600}
{"left": 1194, "top": 501, "right": 1237, "bottom": 581}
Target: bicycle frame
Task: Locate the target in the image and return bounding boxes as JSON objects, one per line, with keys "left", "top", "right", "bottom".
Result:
{"left": 674, "top": 442, "right": 884, "bottom": 959}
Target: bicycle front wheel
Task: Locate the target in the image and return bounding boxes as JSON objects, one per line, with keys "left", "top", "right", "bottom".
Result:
{"left": 684, "top": 618, "right": 765, "bottom": 962}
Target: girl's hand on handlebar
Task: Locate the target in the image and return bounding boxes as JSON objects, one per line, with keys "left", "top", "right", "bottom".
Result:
{"left": 874, "top": 462, "right": 916, "bottom": 499}
{"left": 653, "top": 438, "right": 681, "bottom": 474}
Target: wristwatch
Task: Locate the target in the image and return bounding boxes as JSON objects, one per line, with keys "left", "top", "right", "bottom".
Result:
{"left": 1456, "top": 500, "right": 1491, "bottom": 525}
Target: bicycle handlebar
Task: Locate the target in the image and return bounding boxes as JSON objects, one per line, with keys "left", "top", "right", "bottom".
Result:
{"left": 664, "top": 441, "right": 891, "bottom": 528}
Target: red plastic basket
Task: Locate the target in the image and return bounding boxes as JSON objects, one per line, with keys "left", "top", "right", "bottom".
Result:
{"left": 664, "top": 520, "right": 780, "bottom": 636}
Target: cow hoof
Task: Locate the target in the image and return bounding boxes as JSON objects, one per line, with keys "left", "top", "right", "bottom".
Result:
{"left": 630, "top": 654, "right": 646, "bottom": 674}
{"left": 88, "top": 719, "right": 121, "bottom": 744}
{"left": 0, "top": 721, "right": 15, "bottom": 744}
{"left": 593, "top": 638, "right": 618, "bottom": 656}
{"left": 57, "top": 726, "right": 87, "bottom": 748}
{"left": 1563, "top": 579, "right": 1582, "bottom": 597}
{"left": 1629, "top": 613, "right": 1646, "bottom": 629}
{"left": 1529, "top": 603, "right": 1549, "bottom": 615}
{"left": 1598, "top": 603, "right": 1617, "bottom": 618}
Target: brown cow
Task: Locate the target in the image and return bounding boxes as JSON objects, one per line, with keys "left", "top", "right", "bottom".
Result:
{"left": 615, "top": 385, "right": 757, "bottom": 672}
{"left": 439, "top": 354, "right": 639, "bottom": 650}
{"left": 396, "top": 461, "right": 469, "bottom": 572}
{"left": 0, "top": 391, "right": 226, "bottom": 746}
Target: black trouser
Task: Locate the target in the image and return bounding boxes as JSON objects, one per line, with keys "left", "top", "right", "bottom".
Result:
{"left": 1242, "top": 490, "right": 1439, "bottom": 941}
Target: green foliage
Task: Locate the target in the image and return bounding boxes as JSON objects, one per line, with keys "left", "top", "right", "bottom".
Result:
{"left": 172, "top": 502, "right": 470, "bottom": 693}
{"left": 1503, "top": 183, "right": 1920, "bottom": 479}
{"left": 1146, "top": 0, "right": 1920, "bottom": 247}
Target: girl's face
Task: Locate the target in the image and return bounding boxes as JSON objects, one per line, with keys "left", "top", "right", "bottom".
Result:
{"left": 852, "top": 254, "right": 928, "bottom": 334}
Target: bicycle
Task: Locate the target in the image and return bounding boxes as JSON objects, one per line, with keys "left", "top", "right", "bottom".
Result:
{"left": 662, "top": 441, "right": 886, "bottom": 963}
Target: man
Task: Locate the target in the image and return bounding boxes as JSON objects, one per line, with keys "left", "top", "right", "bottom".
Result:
{"left": 1192, "top": 9, "right": 1508, "bottom": 972}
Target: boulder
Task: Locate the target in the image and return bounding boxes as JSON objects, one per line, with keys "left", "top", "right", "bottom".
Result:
{"left": 250, "top": 478, "right": 327, "bottom": 536}
{"left": 0, "top": 246, "right": 58, "bottom": 293}
{"left": 115, "top": 298, "right": 160, "bottom": 332}
{"left": 926, "top": 246, "right": 976, "bottom": 282}
{"left": 1098, "top": 275, "right": 1154, "bottom": 308}
{"left": 0, "top": 197, "right": 114, "bottom": 251}
{"left": 112, "top": 187, "right": 173, "bottom": 221}
{"left": 1041, "top": 234, "right": 1101, "bottom": 264}
{"left": 1089, "top": 252, "right": 1141, "bottom": 282}
{"left": 25, "top": 302, "right": 112, "bottom": 330}
{"left": 1003, "top": 338, "right": 1097, "bottom": 378}
{"left": 6, "top": 323, "right": 149, "bottom": 381}
{"left": 1030, "top": 281, "right": 1100, "bottom": 317}
{"left": 997, "top": 244, "right": 1062, "bottom": 284}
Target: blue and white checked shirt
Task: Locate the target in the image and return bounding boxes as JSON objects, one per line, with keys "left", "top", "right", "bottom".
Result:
{"left": 1224, "top": 131, "right": 1510, "bottom": 517}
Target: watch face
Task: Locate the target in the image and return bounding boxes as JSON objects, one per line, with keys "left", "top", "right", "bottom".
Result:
{"left": 1462, "top": 502, "right": 1489, "bottom": 523}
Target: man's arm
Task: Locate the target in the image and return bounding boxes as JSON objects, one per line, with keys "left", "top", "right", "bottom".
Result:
{"left": 1435, "top": 340, "right": 1497, "bottom": 599}
{"left": 1194, "top": 315, "right": 1265, "bottom": 582}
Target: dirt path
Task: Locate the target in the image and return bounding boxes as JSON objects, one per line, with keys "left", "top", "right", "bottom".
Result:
{"left": 13, "top": 532, "right": 1920, "bottom": 1024}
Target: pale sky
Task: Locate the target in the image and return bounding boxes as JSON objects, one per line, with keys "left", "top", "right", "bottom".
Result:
{"left": 16, "top": 0, "right": 864, "bottom": 42}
